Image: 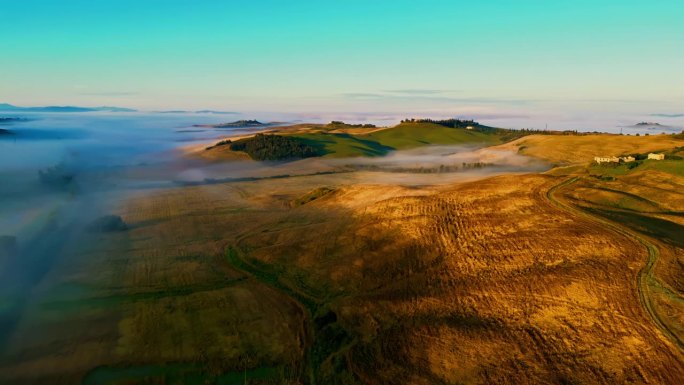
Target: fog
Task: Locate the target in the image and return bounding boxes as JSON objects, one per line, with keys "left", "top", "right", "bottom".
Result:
{"left": 0, "top": 111, "right": 542, "bottom": 353}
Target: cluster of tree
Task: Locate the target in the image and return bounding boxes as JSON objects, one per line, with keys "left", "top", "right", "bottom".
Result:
{"left": 345, "top": 162, "right": 495, "bottom": 174}
{"left": 461, "top": 162, "right": 494, "bottom": 169}
{"left": 228, "top": 133, "right": 321, "bottom": 161}
{"left": 400, "top": 118, "right": 480, "bottom": 128}
{"left": 327, "top": 121, "right": 376, "bottom": 128}
{"left": 38, "top": 164, "right": 76, "bottom": 189}
{"left": 87, "top": 215, "right": 127, "bottom": 233}
{"left": 399, "top": 118, "right": 590, "bottom": 142}
{"left": 195, "top": 120, "right": 264, "bottom": 128}
{"left": 346, "top": 164, "right": 458, "bottom": 173}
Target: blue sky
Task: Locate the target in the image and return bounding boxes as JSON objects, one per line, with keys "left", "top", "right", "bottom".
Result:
{"left": 1, "top": 0, "right": 683, "bottom": 126}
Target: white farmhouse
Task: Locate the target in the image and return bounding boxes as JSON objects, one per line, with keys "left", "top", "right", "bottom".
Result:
{"left": 594, "top": 156, "right": 619, "bottom": 164}
{"left": 620, "top": 156, "right": 636, "bottom": 162}
{"left": 647, "top": 153, "right": 665, "bottom": 160}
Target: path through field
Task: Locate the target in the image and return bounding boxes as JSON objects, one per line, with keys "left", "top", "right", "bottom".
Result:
{"left": 547, "top": 177, "right": 684, "bottom": 353}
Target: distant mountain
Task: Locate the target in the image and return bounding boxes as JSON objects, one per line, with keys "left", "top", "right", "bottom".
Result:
{"left": 0, "top": 128, "right": 13, "bottom": 135}
{"left": 623, "top": 121, "right": 680, "bottom": 132}
{"left": 194, "top": 120, "right": 267, "bottom": 128}
{"left": 0, "top": 103, "right": 136, "bottom": 113}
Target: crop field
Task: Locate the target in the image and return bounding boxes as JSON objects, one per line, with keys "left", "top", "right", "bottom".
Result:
{"left": 2, "top": 133, "right": 683, "bottom": 384}
{"left": 498, "top": 134, "right": 683, "bottom": 165}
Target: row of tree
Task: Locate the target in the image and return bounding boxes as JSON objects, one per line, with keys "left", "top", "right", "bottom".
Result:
{"left": 400, "top": 118, "right": 479, "bottom": 128}
{"left": 327, "top": 121, "right": 376, "bottom": 128}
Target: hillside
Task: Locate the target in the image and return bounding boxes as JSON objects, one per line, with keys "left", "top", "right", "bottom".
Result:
{"left": 6, "top": 169, "right": 682, "bottom": 384}
{"left": 361, "top": 122, "right": 499, "bottom": 150}
{"left": 194, "top": 119, "right": 268, "bottom": 128}
{"left": 497, "top": 133, "right": 684, "bottom": 165}
{"left": 0, "top": 103, "right": 135, "bottom": 113}
{"left": 200, "top": 121, "right": 515, "bottom": 160}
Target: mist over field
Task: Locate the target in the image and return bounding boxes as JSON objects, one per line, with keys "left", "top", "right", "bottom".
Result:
{"left": 0, "top": 114, "right": 545, "bottom": 332}
{"left": 1, "top": 109, "right": 683, "bottom": 383}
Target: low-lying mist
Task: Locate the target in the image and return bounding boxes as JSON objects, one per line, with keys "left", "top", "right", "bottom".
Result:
{"left": 0, "top": 112, "right": 549, "bottom": 356}
{"left": 174, "top": 144, "right": 549, "bottom": 187}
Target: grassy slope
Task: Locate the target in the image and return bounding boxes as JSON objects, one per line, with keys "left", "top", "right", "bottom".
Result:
{"left": 290, "top": 123, "right": 501, "bottom": 158}
{"left": 362, "top": 122, "right": 500, "bottom": 150}
{"left": 292, "top": 132, "right": 392, "bottom": 158}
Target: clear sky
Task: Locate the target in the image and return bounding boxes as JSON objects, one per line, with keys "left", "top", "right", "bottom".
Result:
{"left": 1, "top": 0, "right": 683, "bottom": 127}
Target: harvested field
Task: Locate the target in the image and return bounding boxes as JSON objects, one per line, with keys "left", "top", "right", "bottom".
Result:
{"left": 1, "top": 159, "right": 682, "bottom": 384}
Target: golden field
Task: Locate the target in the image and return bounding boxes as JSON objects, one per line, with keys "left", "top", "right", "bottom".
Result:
{"left": 0, "top": 132, "right": 683, "bottom": 384}
{"left": 497, "top": 133, "right": 683, "bottom": 165}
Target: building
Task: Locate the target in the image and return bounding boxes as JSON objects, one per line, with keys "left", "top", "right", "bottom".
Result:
{"left": 648, "top": 153, "right": 665, "bottom": 160}
{"left": 620, "top": 156, "right": 636, "bottom": 162}
{"left": 594, "top": 156, "right": 619, "bottom": 164}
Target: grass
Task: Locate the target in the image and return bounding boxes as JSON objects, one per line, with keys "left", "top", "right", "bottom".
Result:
{"left": 204, "top": 122, "right": 507, "bottom": 160}
{"left": 362, "top": 122, "right": 500, "bottom": 150}
{"left": 588, "top": 159, "right": 684, "bottom": 179}
{"left": 497, "top": 133, "right": 684, "bottom": 165}
{"left": 640, "top": 159, "right": 684, "bottom": 177}
{"left": 290, "top": 123, "right": 501, "bottom": 157}
{"left": 291, "top": 133, "right": 392, "bottom": 158}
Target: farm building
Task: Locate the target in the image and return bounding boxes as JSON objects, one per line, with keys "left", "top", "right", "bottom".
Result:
{"left": 594, "top": 156, "right": 619, "bottom": 164}
{"left": 648, "top": 153, "right": 665, "bottom": 160}
{"left": 620, "top": 156, "right": 636, "bottom": 162}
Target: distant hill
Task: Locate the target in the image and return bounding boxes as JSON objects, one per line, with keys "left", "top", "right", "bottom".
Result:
{"left": 291, "top": 121, "right": 531, "bottom": 158}
{"left": 625, "top": 121, "right": 679, "bottom": 132}
{"left": 0, "top": 103, "right": 136, "bottom": 113}
{"left": 0, "top": 128, "right": 13, "bottom": 135}
{"left": 194, "top": 120, "right": 268, "bottom": 128}
{"left": 201, "top": 119, "right": 540, "bottom": 160}
{"left": 0, "top": 117, "right": 28, "bottom": 124}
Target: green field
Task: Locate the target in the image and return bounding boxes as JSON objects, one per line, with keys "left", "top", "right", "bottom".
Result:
{"left": 590, "top": 159, "right": 684, "bottom": 178}
{"left": 290, "top": 123, "right": 502, "bottom": 158}
{"left": 362, "top": 122, "right": 499, "bottom": 150}
{"left": 292, "top": 133, "right": 393, "bottom": 158}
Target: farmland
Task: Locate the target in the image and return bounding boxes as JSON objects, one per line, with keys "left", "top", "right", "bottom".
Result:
{"left": 0, "top": 132, "right": 683, "bottom": 384}
{"left": 196, "top": 121, "right": 512, "bottom": 161}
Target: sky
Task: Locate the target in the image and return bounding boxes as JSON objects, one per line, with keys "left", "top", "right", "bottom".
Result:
{"left": 1, "top": 0, "right": 683, "bottom": 128}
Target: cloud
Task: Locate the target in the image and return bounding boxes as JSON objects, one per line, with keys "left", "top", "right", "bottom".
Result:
{"left": 384, "top": 89, "right": 454, "bottom": 95}
{"left": 78, "top": 91, "right": 140, "bottom": 97}
{"left": 341, "top": 93, "right": 385, "bottom": 99}
{"left": 650, "top": 113, "right": 684, "bottom": 118}
{"left": 340, "top": 91, "right": 536, "bottom": 105}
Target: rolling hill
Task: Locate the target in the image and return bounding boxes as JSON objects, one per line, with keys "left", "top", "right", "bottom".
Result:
{"left": 201, "top": 121, "right": 514, "bottom": 160}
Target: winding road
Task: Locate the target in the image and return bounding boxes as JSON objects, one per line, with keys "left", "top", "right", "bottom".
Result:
{"left": 547, "top": 176, "right": 684, "bottom": 353}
